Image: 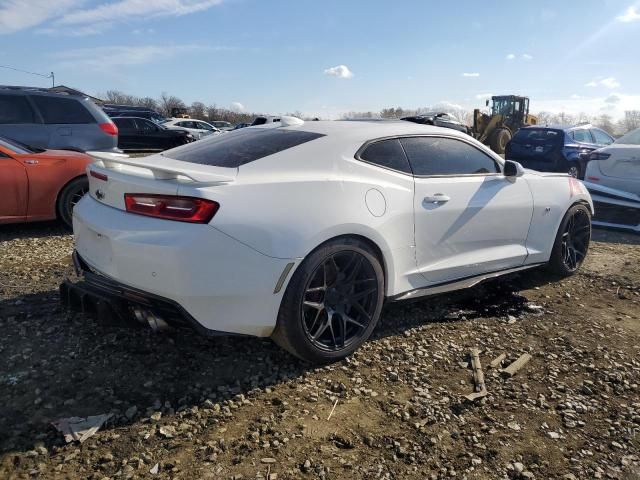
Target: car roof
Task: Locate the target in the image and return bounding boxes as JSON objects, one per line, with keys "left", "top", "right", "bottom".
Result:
{"left": 521, "top": 124, "right": 597, "bottom": 132}
{"left": 276, "top": 119, "right": 470, "bottom": 143}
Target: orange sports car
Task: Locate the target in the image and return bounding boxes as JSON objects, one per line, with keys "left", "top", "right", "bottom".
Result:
{"left": 0, "top": 136, "right": 91, "bottom": 229}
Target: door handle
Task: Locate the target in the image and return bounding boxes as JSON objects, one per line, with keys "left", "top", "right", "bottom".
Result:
{"left": 423, "top": 194, "right": 450, "bottom": 204}
{"left": 24, "top": 159, "right": 39, "bottom": 165}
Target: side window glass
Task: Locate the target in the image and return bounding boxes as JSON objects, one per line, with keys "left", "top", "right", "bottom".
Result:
{"left": 400, "top": 136, "right": 499, "bottom": 176}
{"left": 0, "top": 95, "right": 35, "bottom": 124}
{"left": 571, "top": 129, "right": 592, "bottom": 143}
{"left": 30, "top": 96, "right": 94, "bottom": 124}
{"left": 591, "top": 129, "right": 613, "bottom": 145}
{"left": 359, "top": 139, "right": 412, "bottom": 173}
{"left": 137, "top": 119, "right": 156, "bottom": 132}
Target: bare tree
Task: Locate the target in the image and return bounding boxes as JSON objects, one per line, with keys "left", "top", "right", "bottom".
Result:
{"left": 136, "top": 97, "right": 158, "bottom": 110}
{"left": 158, "top": 92, "right": 186, "bottom": 117}
{"left": 190, "top": 102, "right": 207, "bottom": 120}
{"left": 103, "top": 90, "right": 136, "bottom": 105}
{"left": 594, "top": 114, "right": 615, "bottom": 135}
{"left": 622, "top": 110, "right": 640, "bottom": 133}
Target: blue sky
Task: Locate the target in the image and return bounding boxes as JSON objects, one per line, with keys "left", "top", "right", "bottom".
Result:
{"left": 1, "top": 0, "right": 640, "bottom": 118}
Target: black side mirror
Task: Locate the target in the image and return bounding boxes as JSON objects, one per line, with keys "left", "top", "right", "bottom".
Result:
{"left": 485, "top": 100, "right": 489, "bottom": 107}
{"left": 504, "top": 160, "right": 525, "bottom": 177}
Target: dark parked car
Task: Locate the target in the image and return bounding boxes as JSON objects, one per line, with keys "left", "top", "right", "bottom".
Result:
{"left": 104, "top": 104, "right": 166, "bottom": 124}
{"left": 0, "top": 85, "right": 118, "bottom": 152}
{"left": 233, "top": 122, "right": 251, "bottom": 130}
{"left": 401, "top": 112, "right": 470, "bottom": 134}
{"left": 112, "top": 117, "right": 195, "bottom": 152}
{"left": 505, "top": 124, "right": 614, "bottom": 178}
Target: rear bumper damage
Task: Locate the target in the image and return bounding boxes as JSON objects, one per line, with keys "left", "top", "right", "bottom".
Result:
{"left": 60, "top": 251, "right": 232, "bottom": 336}
{"left": 583, "top": 181, "right": 640, "bottom": 232}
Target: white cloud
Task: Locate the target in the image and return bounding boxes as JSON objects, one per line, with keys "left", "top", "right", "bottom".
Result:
{"left": 585, "top": 77, "right": 620, "bottom": 89}
{"left": 58, "top": 0, "right": 224, "bottom": 26}
{"left": 617, "top": 5, "right": 640, "bottom": 22}
{"left": 506, "top": 53, "right": 516, "bottom": 60}
{"left": 37, "top": 22, "right": 114, "bottom": 37}
{"left": 570, "top": 94, "right": 581, "bottom": 99}
{"left": 475, "top": 93, "right": 493, "bottom": 100}
{"left": 52, "top": 44, "right": 212, "bottom": 70}
{"left": 533, "top": 93, "right": 640, "bottom": 119}
{"left": 0, "top": 0, "right": 81, "bottom": 34}
{"left": 522, "top": 53, "right": 533, "bottom": 60}
{"left": 601, "top": 76, "right": 621, "bottom": 88}
{"left": 230, "top": 102, "right": 245, "bottom": 112}
{"left": 462, "top": 72, "right": 480, "bottom": 77}
{"left": 323, "top": 64, "right": 353, "bottom": 79}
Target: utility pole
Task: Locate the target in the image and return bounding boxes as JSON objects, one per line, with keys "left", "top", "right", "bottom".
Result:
{"left": 0, "top": 65, "right": 56, "bottom": 87}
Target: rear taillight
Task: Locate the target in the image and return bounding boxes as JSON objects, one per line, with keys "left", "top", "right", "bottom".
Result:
{"left": 124, "top": 194, "right": 219, "bottom": 223}
{"left": 99, "top": 122, "right": 118, "bottom": 136}
{"left": 587, "top": 176, "right": 600, "bottom": 182}
{"left": 589, "top": 152, "right": 610, "bottom": 161}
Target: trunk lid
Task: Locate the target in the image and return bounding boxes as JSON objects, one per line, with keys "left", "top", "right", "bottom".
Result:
{"left": 86, "top": 151, "right": 236, "bottom": 211}
{"left": 597, "top": 145, "right": 640, "bottom": 180}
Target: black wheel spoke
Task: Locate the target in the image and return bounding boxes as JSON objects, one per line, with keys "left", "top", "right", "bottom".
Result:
{"left": 301, "top": 250, "right": 379, "bottom": 352}
{"left": 560, "top": 209, "right": 591, "bottom": 272}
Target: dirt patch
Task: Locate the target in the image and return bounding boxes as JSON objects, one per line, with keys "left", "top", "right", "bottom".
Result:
{"left": 1, "top": 223, "right": 639, "bottom": 479}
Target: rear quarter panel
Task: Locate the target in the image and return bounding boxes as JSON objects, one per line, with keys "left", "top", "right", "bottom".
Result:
{"left": 19, "top": 150, "right": 91, "bottom": 221}
{"left": 524, "top": 173, "right": 593, "bottom": 264}
{"left": 177, "top": 137, "right": 419, "bottom": 295}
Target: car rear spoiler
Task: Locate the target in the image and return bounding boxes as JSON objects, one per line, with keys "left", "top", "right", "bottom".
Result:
{"left": 87, "top": 151, "right": 236, "bottom": 184}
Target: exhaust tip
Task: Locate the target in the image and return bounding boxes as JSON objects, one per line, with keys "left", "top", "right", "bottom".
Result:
{"left": 132, "top": 307, "right": 170, "bottom": 332}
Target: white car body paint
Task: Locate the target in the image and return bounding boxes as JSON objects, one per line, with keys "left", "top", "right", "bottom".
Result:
{"left": 163, "top": 118, "right": 221, "bottom": 140}
{"left": 74, "top": 121, "right": 593, "bottom": 337}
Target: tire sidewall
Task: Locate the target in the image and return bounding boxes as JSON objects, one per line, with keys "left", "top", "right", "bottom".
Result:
{"left": 58, "top": 177, "right": 89, "bottom": 230}
{"left": 274, "top": 239, "right": 385, "bottom": 363}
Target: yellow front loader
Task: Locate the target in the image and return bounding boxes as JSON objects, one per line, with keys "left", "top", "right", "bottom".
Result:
{"left": 472, "top": 95, "right": 538, "bottom": 154}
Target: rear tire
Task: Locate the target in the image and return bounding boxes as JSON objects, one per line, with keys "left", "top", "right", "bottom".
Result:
{"left": 490, "top": 128, "right": 511, "bottom": 154}
{"left": 57, "top": 177, "right": 89, "bottom": 230}
{"left": 546, "top": 204, "right": 591, "bottom": 277}
{"left": 272, "top": 238, "right": 385, "bottom": 364}
{"left": 567, "top": 161, "right": 582, "bottom": 179}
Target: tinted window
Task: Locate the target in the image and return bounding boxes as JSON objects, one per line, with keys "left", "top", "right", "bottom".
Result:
{"left": 0, "top": 95, "right": 35, "bottom": 124}
{"left": 31, "top": 96, "right": 95, "bottom": 124}
{"left": 251, "top": 117, "right": 267, "bottom": 126}
{"left": 512, "top": 128, "right": 562, "bottom": 144}
{"left": 359, "top": 139, "right": 411, "bottom": 173}
{"left": 591, "top": 128, "right": 613, "bottom": 145}
{"left": 164, "top": 128, "right": 325, "bottom": 167}
{"left": 571, "top": 129, "right": 593, "bottom": 143}
{"left": 136, "top": 119, "right": 157, "bottom": 132}
{"left": 400, "top": 136, "right": 499, "bottom": 176}
{"left": 113, "top": 118, "right": 136, "bottom": 129}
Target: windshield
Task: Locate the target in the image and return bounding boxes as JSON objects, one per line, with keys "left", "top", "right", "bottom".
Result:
{"left": 491, "top": 98, "right": 514, "bottom": 116}
{"left": 615, "top": 127, "right": 640, "bottom": 145}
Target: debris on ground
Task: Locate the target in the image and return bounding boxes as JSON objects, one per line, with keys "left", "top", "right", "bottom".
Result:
{"left": 501, "top": 352, "right": 533, "bottom": 378}
{"left": 463, "top": 348, "right": 487, "bottom": 401}
{"left": 51, "top": 414, "right": 112, "bottom": 443}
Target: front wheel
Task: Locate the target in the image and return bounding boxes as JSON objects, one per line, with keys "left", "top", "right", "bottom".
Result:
{"left": 57, "top": 177, "right": 89, "bottom": 230}
{"left": 272, "top": 238, "right": 385, "bottom": 364}
{"left": 490, "top": 128, "right": 511, "bottom": 154}
{"left": 546, "top": 204, "right": 591, "bottom": 277}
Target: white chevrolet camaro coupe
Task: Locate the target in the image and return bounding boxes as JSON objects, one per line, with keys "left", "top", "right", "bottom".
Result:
{"left": 64, "top": 118, "right": 593, "bottom": 363}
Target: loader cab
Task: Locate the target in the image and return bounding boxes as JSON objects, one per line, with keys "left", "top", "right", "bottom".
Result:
{"left": 489, "top": 95, "right": 530, "bottom": 120}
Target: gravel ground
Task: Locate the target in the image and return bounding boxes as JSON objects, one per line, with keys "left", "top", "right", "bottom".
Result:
{"left": 1, "top": 222, "right": 639, "bottom": 480}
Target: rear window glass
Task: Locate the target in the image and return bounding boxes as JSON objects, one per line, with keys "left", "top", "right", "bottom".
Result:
{"left": 570, "top": 129, "right": 593, "bottom": 143}
{"left": 0, "top": 95, "right": 35, "bottom": 124}
{"left": 512, "top": 128, "right": 562, "bottom": 143}
{"left": 31, "top": 96, "right": 95, "bottom": 124}
{"left": 359, "top": 139, "right": 412, "bottom": 173}
{"left": 616, "top": 128, "right": 640, "bottom": 145}
{"left": 163, "top": 128, "right": 325, "bottom": 167}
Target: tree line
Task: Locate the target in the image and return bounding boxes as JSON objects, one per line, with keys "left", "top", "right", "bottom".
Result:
{"left": 343, "top": 105, "right": 640, "bottom": 136}
{"left": 100, "top": 90, "right": 261, "bottom": 124}
{"left": 101, "top": 90, "right": 640, "bottom": 135}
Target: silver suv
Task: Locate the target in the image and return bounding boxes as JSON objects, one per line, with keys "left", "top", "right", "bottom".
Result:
{"left": 0, "top": 86, "right": 119, "bottom": 152}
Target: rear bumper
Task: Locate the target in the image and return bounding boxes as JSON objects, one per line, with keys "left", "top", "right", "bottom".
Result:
{"left": 583, "top": 181, "right": 640, "bottom": 232}
{"left": 60, "top": 252, "right": 232, "bottom": 336}
{"left": 70, "top": 196, "right": 297, "bottom": 336}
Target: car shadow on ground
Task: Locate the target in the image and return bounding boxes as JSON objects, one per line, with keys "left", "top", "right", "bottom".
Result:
{"left": 0, "top": 266, "right": 554, "bottom": 455}
{"left": 0, "top": 221, "right": 68, "bottom": 242}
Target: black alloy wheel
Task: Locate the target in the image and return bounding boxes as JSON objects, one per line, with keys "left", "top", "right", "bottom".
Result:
{"left": 301, "top": 250, "right": 379, "bottom": 352}
{"left": 272, "top": 238, "right": 385, "bottom": 363}
{"left": 547, "top": 203, "right": 591, "bottom": 277}
{"left": 560, "top": 207, "right": 591, "bottom": 272}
